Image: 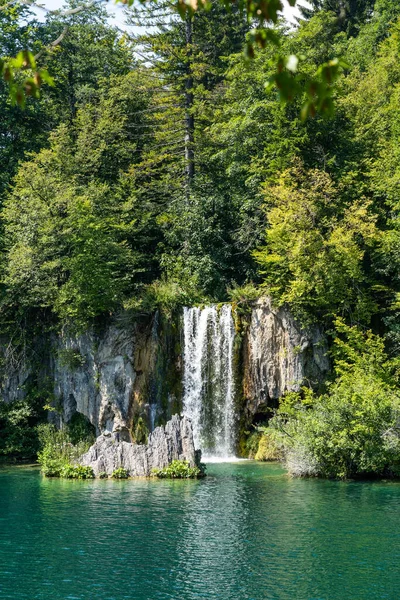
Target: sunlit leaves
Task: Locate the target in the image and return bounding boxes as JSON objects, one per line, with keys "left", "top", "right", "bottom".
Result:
{"left": 2, "top": 0, "right": 345, "bottom": 118}
{"left": 1, "top": 50, "right": 54, "bottom": 107}
{"left": 265, "top": 55, "right": 348, "bottom": 119}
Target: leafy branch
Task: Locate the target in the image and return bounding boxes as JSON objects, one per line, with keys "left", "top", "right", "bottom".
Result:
{"left": 1, "top": 0, "right": 346, "bottom": 117}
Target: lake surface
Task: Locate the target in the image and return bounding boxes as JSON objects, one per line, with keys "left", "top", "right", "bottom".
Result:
{"left": 1, "top": 462, "right": 400, "bottom": 600}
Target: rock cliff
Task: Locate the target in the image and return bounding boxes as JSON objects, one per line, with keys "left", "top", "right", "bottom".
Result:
{"left": 0, "top": 312, "right": 182, "bottom": 441}
{"left": 79, "top": 414, "right": 197, "bottom": 477}
{"left": 0, "top": 298, "right": 330, "bottom": 446}
{"left": 242, "top": 298, "right": 329, "bottom": 418}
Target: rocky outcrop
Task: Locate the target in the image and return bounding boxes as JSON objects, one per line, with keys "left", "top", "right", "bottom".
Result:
{"left": 0, "top": 298, "right": 330, "bottom": 446}
{"left": 79, "top": 414, "right": 197, "bottom": 477}
{"left": 0, "top": 312, "right": 182, "bottom": 441}
{"left": 243, "top": 298, "right": 329, "bottom": 416}
{"left": 52, "top": 324, "right": 136, "bottom": 440}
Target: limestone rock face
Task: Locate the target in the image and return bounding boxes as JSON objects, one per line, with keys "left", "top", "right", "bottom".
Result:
{"left": 52, "top": 325, "right": 136, "bottom": 439}
{"left": 50, "top": 314, "right": 182, "bottom": 438}
{"left": 0, "top": 299, "right": 330, "bottom": 441}
{"left": 0, "top": 313, "right": 182, "bottom": 438}
{"left": 243, "top": 298, "right": 329, "bottom": 416}
{"left": 79, "top": 414, "right": 197, "bottom": 477}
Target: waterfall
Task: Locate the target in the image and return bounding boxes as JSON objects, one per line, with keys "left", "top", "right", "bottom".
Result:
{"left": 182, "top": 305, "right": 236, "bottom": 459}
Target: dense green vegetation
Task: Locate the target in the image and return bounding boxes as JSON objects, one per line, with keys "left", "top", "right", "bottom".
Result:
{"left": 266, "top": 320, "right": 400, "bottom": 478}
{"left": 152, "top": 459, "right": 205, "bottom": 478}
{"left": 3, "top": 0, "right": 400, "bottom": 477}
{"left": 37, "top": 421, "right": 95, "bottom": 476}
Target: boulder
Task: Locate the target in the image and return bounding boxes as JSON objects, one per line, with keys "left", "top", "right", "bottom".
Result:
{"left": 79, "top": 414, "right": 198, "bottom": 477}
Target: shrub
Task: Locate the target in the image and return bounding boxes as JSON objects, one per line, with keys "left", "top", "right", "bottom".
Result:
{"left": 60, "top": 464, "right": 95, "bottom": 479}
{"left": 124, "top": 279, "right": 204, "bottom": 316}
{"left": 254, "top": 431, "right": 281, "bottom": 461}
{"left": 227, "top": 283, "right": 260, "bottom": 306}
{"left": 0, "top": 400, "right": 41, "bottom": 460}
{"left": 37, "top": 423, "right": 93, "bottom": 477}
{"left": 67, "top": 412, "right": 95, "bottom": 446}
{"left": 152, "top": 460, "right": 205, "bottom": 479}
{"left": 244, "top": 430, "right": 262, "bottom": 459}
{"left": 270, "top": 320, "right": 400, "bottom": 479}
{"left": 57, "top": 348, "right": 86, "bottom": 370}
{"left": 111, "top": 467, "right": 129, "bottom": 479}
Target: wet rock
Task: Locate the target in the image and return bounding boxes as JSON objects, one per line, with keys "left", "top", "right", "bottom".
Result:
{"left": 243, "top": 297, "right": 329, "bottom": 415}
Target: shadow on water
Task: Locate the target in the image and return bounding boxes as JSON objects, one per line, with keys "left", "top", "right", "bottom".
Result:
{"left": 1, "top": 462, "right": 400, "bottom": 599}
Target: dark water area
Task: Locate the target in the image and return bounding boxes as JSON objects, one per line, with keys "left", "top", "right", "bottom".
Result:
{"left": 0, "top": 461, "right": 399, "bottom": 599}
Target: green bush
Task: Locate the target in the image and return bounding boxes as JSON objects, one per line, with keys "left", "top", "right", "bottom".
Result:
{"left": 270, "top": 320, "right": 400, "bottom": 479}
{"left": 60, "top": 464, "right": 94, "bottom": 479}
{"left": 0, "top": 400, "right": 41, "bottom": 460}
{"left": 152, "top": 460, "right": 205, "bottom": 479}
{"left": 37, "top": 423, "right": 93, "bottom": 477}
{"left": 111, "top": 467, "right": 129, "bottom": 479}
{"left": 228, "top": 283, "right": 260, "bottom": 307}
{"left": 99, "top": 471, "right": 108, "bottom": 479}
{"left": 124, "top": 278, "right": 205, "bottom": 317}
{"left": 244, "top": 430, "right": 262, "bottom": 458}
{"left": 67, "top": 412, "right": 95, "bottom": 446}
{"left": 254, "top": 431, "right": 281, "bottom": 461}
{"left": 57, "top": 348, "right": 86, "bottom": 370}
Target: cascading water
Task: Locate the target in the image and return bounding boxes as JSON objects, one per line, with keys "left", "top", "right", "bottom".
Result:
{"left": 182, "top": 305, "right": 236, "bottom": 459}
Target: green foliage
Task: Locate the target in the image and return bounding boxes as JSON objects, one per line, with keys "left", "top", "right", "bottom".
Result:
{"left": 300, "top": 0, "right": 375, "bottom": 36}
{"left": 111, "top": 467, "right": 129, "bottom": 479}
{"left": 125, "top": 279, "right": 203, "bottom": 316}
{"left": 2, "top": 72, "right": 156, "bottom": 328}
{"left": 131, "top": 416, "right": 149, "bottom": 445}
{"left": 57, "top": 348, "right": 86, "bottom": 370}
{"left": 228, "top": 283, "right": 260, "bottom": 307}
{"left": 37, "top": 423, "right": 93, "bottom": 477}
{"left": 0, "top": 1, "right": 133, "bottom": 199}
{"left": 152, "top": 460, "right": 205, "bottom": 479}
{"left": 0, "top": 400, "right": 41, "bottom": 459}
{"left": 67, "top": 412, "right": 95, "bottom": 447}
{"left": 270, "top": 320, "right": 400, "bottom": 479}
{"left": 60, "top": 464, "right": 94, "bottom": 479}
{"left": 254, "top": 160, "right": 380, "bottom": 324}
{"left": 254, "top": 431, "right": 281, "bottom": 461}
{"left": 244, "top": 430, "right": 263, "bottom": 459}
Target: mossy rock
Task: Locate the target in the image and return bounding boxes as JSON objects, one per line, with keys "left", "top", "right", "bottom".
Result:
{"left": 255, "top": 432, "right": 281, "bottom": 462}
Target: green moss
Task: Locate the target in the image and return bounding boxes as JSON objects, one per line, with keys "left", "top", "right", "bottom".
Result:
{"left": 254, "top": 432, "right": 281, "bottom": 461}
{"left": 132, "top": 417, "right": 149, "bottom": 445}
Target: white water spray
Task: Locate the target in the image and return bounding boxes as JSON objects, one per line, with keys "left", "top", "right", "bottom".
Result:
{"left": 182, "top": 305, "right": 236, "bottom": 459}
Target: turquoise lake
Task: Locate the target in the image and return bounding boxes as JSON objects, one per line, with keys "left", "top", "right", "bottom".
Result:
{"left": 1, "top": 461, "right": 400, "bottom": 600}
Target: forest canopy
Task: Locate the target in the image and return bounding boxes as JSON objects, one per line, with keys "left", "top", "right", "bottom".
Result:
{"left": 2, "top": 0, "right": 400, "bottom": 474}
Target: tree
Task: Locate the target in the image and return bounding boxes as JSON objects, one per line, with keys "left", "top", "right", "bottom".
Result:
{"left": 2, "top": 72, "right": 160, "bottom": 328}
{"left": 299, "top": 0, "right": 375, "bottom": 36}
{"left": 1, "top": 0, "right": 348, "bottom": 118}
{"left": 254, "top": 160, "right": 380, "bottom": 324}
{"left": 0, "top": 0, "right": 134, "bottom": 199}
{"left": 0, "top": 1, "right": 48, "bottom": 197}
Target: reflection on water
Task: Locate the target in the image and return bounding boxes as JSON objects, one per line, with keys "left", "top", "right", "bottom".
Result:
{"left": 1, "top": 463, "right": 400, "bottom": 599}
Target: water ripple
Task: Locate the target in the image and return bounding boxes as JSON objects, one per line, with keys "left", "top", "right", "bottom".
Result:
{"left": 0, "top": 463, "right": 400, "bottom": 599}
